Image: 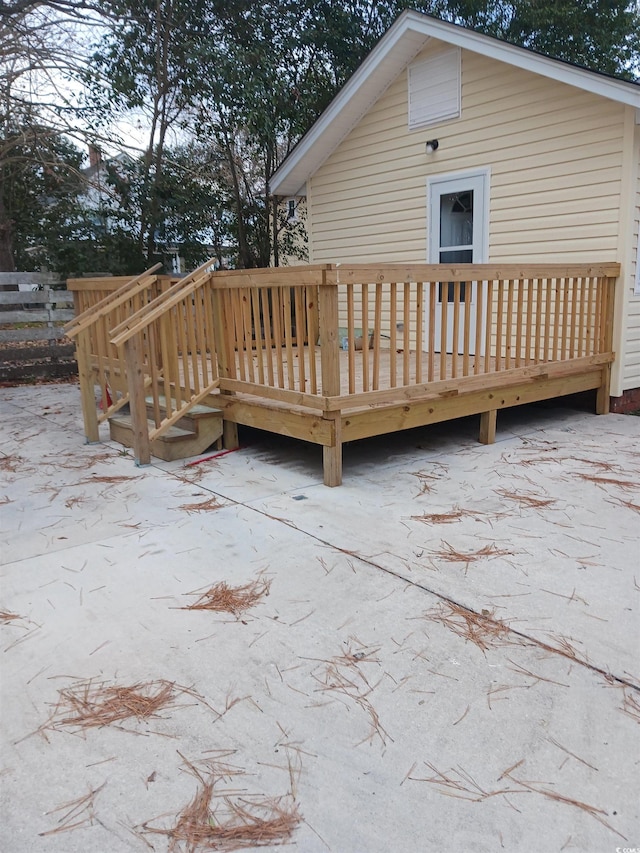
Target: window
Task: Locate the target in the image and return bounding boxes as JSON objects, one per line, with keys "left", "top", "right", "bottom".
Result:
{"left": 408, "top": 48, "right": 461, "bottom": 131}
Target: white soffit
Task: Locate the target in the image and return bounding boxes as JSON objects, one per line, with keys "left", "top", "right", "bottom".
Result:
{"left": 270, "top": 9, "right": 640, "bottom": 198}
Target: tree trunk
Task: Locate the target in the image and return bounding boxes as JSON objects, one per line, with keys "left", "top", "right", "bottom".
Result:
{"left": 0, "top": 190, "right": 15, "bottom": 272}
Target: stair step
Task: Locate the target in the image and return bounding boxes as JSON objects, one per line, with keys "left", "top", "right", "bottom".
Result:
{"left": 109, "top": 402, "right": 224, "bottom": 463}
{"left": 111, "top": 414, "right": 194, "bottom": 441}
{"left": 144, "top": 395, "right": 221, "bottom": 419}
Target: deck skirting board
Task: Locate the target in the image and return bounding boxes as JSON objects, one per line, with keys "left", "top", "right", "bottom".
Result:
{"left": 340, "top": 368, "right": 603, "bottom": 442}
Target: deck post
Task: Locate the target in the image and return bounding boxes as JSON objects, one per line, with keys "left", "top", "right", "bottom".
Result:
{"left": 318, "top": 268, "right": 342, "bottom": 485}
{"left": 323, "top": 413, "right": 343, "bottom": 487}
{"left": 75, "top": 328, "right": 100, "bottom": 443}
{"left": 595, "top": 275, "right": 616, "bottom": 415}
{"left": 124, "top": 334, "right": 151, "bottom": 466}
{"left": 212, "top": 285, "right": 240, "bottom": 450}
{"left": 479, "top": 409, "right": 497, "bottom": 444}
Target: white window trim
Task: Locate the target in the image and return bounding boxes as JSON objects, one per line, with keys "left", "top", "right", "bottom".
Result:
{"left": 426, "top": 167, "right": 491, "bottom": 263}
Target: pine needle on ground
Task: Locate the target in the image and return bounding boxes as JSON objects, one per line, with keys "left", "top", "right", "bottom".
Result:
{"left": 181, "top": 578, "right": 271, "bottom": 616}
{"left": 179, "top": 496, "right": 224, "bottom": 513}
{"left": 431, "top": 541, "right": 513, "bottom": 569}
{"left": 423, "top": 602, "right": 516, "bottom": 652}
{"left": 141, "top": 754, "right": 301, "bottom": 852}
{"left": 494, "top": 488, "right": 556, "bottom": 508}
{"left": 40, "top": 678, "right": 200, "bottom": 734}
{"left": 0, "top": 610, "right": 21, "bottom": 623}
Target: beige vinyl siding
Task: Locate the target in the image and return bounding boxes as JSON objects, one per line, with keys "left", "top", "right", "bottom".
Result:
{"left": 622, "top": 127, "right": 640, "bottom": 391}
{"left": 309, "top": 44, "right": 626, "bottom": 266}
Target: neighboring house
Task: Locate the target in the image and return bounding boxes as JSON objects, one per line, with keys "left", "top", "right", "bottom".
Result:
{"left": 270, "top": 10, "right": 640, "bottom": 411}
{"left": 272, "top": 196, "right": 309, "bottom": 266}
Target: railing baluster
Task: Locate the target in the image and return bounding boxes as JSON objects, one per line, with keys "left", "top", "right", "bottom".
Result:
{"left": 483, "top": 280, "right": 493, "bottom": 373}
{"left": 427, "top": 281, "right": 438, "bottom": 382}
{"left": 260, "top": 289, "right": 274, "bottom": 386}
{"left": 306, "top": 285, "right": 318, "bottom": 394}
{"left": 415, "top": 281, "right": 423, "bottom": 384}
{"left": 450, "top": 281, "right": 460, "bottom": 379}
{"left": 440, "top": 282, "right": 448, "bottom": 380}
{"left": 373, "top": 282, "right": 382, "bottom": 391}
{"left": 294, "top": 286, "right": 306, "bottom": 391}
{"left": 390, "top": 282, "right": 397, "bottom": 388}
{"left": 495, "top": 279, "right": 504, "bottom": 372}
{"left": 346, "top": 283, "right": 355, "bottom": 394}
{"left": 362, "top": 282, "right": 369, "bottom": 392}
{"left": 543, "top": 278, "right": 552, "bottom": 363}
{"left": 474, "top": 281, "right": 483, "bottom": 375}
{"left": 533, "top": 277, "right": 543, "bottom": 364}
{"left": 272, "top": 287, "right": 284, "bottom": 388}
{"left": 403, "top": 281, "right": 410, "bottom": 386}
{"left": 252, "top": 287, "right": 265, "bottom": 386}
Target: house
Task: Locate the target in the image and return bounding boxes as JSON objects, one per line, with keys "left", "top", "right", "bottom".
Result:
{"left": 270, "top": 10, "right": 640, "bottom": 412}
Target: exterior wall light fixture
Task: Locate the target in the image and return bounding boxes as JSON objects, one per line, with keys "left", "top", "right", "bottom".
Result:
{"left": 425, "top": 139, "right": 439, "bottom": 153}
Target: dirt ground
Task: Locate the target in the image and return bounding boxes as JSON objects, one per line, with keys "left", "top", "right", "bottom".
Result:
{"left": 1, "top": 381, "right": 639, "bottom": 852}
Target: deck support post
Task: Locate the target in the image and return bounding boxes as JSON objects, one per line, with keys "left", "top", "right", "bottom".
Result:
{"left": 595, "top": 364, "right": 611, "bottom": 414}
{"left": 222, "top": 420, "right": 239, "bottom": 450}
{"left": 318, "top": 270, "right": 342, "bottom": 485}
{"left": 323, "top": 412, "right": 343, "bottom": 487}
{"left": 76, "top": 329, "right": 99, "bottom": 443}
{"left": 595, "top": 276, "right": 616, "bottom": 415}
{"left": 124, "top": 334, "right": 151, "bottom": 466}
{"left": 479, "top": 409, "right": 497, "bottom": 444}
{"left": 211, "top": 287, "right": 239, "bottom": 450}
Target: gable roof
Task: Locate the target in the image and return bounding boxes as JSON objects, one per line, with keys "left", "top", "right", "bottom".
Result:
{"left": 271, "top": 9, "right": 640, "bottom": 197}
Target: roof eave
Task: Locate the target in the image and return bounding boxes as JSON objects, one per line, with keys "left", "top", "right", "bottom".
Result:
{"left": 270, "top": 9, "right": 640, "bottom": 198}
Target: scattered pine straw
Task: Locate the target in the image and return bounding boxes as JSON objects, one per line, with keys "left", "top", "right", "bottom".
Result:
{"left": 611, "top": 497, "right": 640, "bottom": 514}
{"left": 0, "top": 455, "right": 26, "bottom": 473}
{"left": 312, "top": 639, "right": 391, "bottom": 748}
{"left": 405, "top": 761, "right": 517, "bottom": 802}
{"left": 181, "top": 578, "right": 271, "bottom": 616}
{"left": 504, "top": 771, "right": 626, "bottom": 840}
{"left": 141, "top": 753, "right": 301, "bottom": 851}
{"left": 423, "top": 602, "right": 515, "bottom": 652}
{"left": 39, "top": 782, "right": 105, "bottom": 837}
{"left": 620, "top": 689, "right": 640, "bottom": 723}
{"left": 179, "top": 496, "right": 224, "bottom": 513}
{"left": 411, "top": 505, "right": 492, "bottom": 524}
{"left": 494, "top": 487, "right": 556, "bottom": 508}
{"left": 575, "top": 473, "right": 638, "bottom": 491}
{"left": 78, "top": 474, "right": 139, "bottom": 485}
{"left": 431, "top": 541, "right": 512, "bottom": 569}
{"left": 0, "top": 494, "right": 12, "bottom": 505}
{"left": 40, "top": 678, "right": 201, "bottom": 734}
{"left": 52, "top": 451, "right": 116, "bottom": 470}
{"left": 409, "top": 760, "right": 625, "bottom": 840}
{"left": 0, "top": 609, "right": 21, "bottom": 623}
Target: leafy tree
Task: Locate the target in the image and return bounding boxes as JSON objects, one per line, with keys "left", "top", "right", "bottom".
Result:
{"left": 1, "top": 118, "right": 92, "bottom": 276}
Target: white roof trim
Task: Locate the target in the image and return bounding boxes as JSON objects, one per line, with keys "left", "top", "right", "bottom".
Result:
{"left": 271, "top": 9, "right": 640, "bottom": 197}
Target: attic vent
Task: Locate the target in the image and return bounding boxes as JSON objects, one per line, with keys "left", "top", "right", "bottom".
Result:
{"left": 408, "top": 48, "right": 461, "bottom": 131}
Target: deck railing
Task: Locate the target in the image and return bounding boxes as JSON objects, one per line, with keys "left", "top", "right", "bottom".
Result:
{"left": 209, "top": 263, "right": 617, "bottom": 403}
{"left": 68, "top": 261, "right": 618, "bottom": 475}
{"left": 108, "top": 260, "right": 221, "bottom": 463}
{"left": 65, "top": 265, "right": 176, "bottom": 441}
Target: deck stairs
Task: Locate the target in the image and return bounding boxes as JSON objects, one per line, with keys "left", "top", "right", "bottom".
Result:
{"left": 109, "top": 396, "right": 223, "bottom": 462}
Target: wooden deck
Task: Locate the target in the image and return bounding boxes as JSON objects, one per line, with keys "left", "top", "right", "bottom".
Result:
{"left": 66, "top": 262, "right": 618, "bottom": 485}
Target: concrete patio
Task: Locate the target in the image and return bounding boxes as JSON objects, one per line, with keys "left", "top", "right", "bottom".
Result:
{"left": 1, "top": 380, "right": 638, "bottom": 852}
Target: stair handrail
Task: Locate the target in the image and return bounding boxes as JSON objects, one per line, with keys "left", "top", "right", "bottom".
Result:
{"left": 107, "top": 258, "right": 221, "bottom": 465}
{"left": 64, "top": 263, "right": 163, "bottom": 339}
{"left": 109, "top": 258, "right": 218, "bottom": 346}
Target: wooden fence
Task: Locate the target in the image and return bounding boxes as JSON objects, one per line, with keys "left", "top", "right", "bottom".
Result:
{"left": 0, "top": 282, "right": 76, "bottom": 382}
